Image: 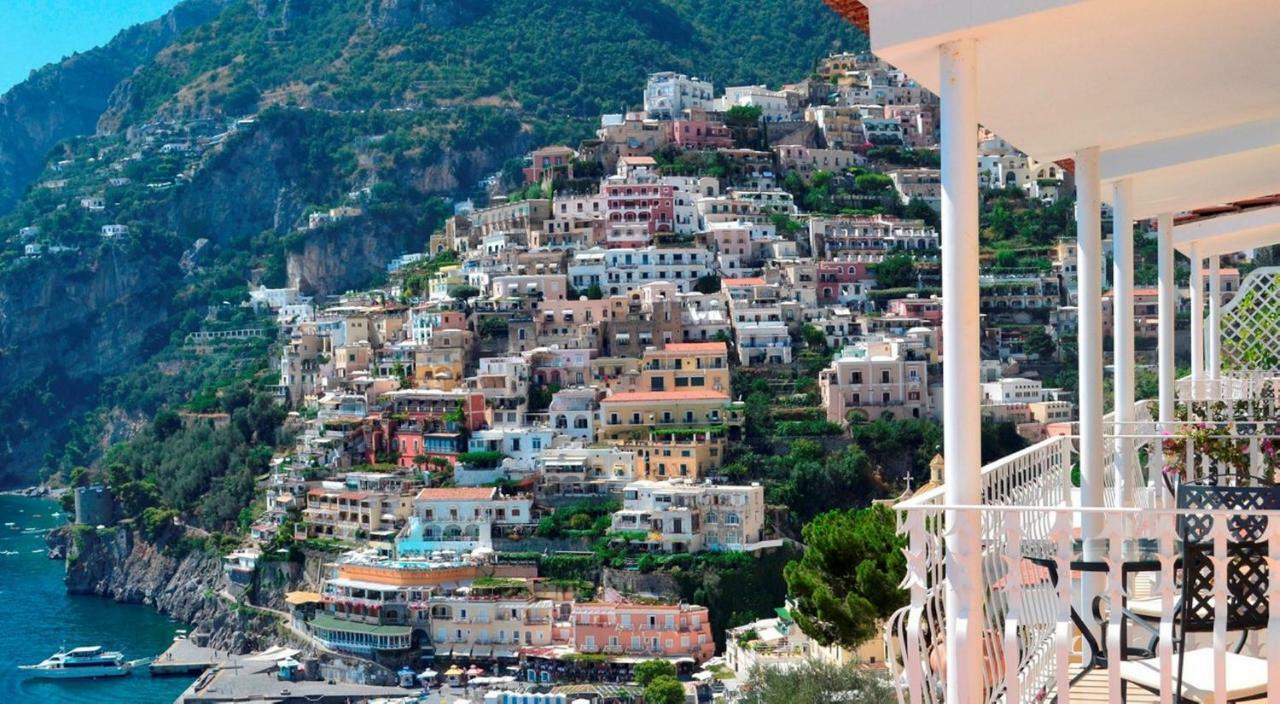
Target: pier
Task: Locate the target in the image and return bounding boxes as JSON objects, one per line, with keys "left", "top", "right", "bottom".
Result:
{"left": 150, "top": 635, "right": 225, "bottom": 676}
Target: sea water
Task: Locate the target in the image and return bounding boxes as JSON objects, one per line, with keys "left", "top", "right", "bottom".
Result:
{"left": 0, "top": 495, "right": 193, "bottom": 703}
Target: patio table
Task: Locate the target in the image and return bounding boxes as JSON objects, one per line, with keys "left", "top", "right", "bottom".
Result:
{"left": 1022, "top": 537, "right": 1169, "bottom": 683}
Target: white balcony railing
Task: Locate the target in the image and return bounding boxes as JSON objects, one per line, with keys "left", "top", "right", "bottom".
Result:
{"left": 887, "top": 376, "right": 1280, "bottom": 703}
{"left": 890, "top": 502, "right": 1280, "bottom": 704}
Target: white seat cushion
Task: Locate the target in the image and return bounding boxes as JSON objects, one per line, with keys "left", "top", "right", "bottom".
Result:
{"left": 1125, "top": 597, "right": 1168, "bottom": 619}
{"left": 1125, "top": 596, "right": 1210, "bottom": 620}
{"left": 1119, "top": 648, "right": 1268, "bottom": 703}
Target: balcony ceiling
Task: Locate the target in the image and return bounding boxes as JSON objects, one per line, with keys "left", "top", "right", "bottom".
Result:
{"left": 1172, "top": 200, "right": 1280, "bottom": 257}
{"left": 861, "top": 0, "right": 1280, "bottom": 217}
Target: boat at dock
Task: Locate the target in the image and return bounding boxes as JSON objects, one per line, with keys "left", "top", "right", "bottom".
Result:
{"left": 18, "top": 646, "right": 147, "bottom": 679}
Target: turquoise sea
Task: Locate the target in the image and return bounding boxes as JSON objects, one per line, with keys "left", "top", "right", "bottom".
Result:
{"left": 0, "top": 495, "right": 193, "bottom": 703}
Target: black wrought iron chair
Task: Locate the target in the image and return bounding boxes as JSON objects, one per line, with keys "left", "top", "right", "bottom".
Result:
{"left": 1117, "top": 483, "right": 1277, "bottom": 702}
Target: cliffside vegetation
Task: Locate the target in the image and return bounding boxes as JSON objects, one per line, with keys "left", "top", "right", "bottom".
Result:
{"left": 107, "top": 0, "right": 865, "bottom": 129}
{"left": 0, "top": 0, "right": 864, "bottom": 485}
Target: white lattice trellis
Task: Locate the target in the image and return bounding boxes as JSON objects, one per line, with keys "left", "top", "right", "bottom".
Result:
{"left": 1219, "top": 265, "right": 1280, "bottom": 370}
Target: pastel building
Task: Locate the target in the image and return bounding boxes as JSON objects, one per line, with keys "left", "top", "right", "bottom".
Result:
{"left": 819, "top": 338, "right": 931, "bottom": 423}
{"left": 670, "top": 108, "right": 733, "bottom": 150}
{"left": 610, "top": 479, "right": 766, "bottom": 553}
{"left": 638, "top": 341, "right": 731, "bottom": 394}
{"left": 396, "top": 487, "right": 534, "bottom": 554}
{"left": 571, "top": 602, "right": 715, "bottom": 663}
{"left": 644, "top": 72, "right": 713, "bottom": 119}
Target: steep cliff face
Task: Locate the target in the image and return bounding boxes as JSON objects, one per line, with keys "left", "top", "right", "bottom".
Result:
{"left": 286, "top": 221, "right": 404, "bottom": 295}
{"left": 364, "top": 0, "right": 494, "bottom": 30}
{"left": 0, "top": 251, "right": 175, "bottom": 478}
{"left": 55, "top": 524, "right": 267, "bottom": 652}
{"left": 0, "top": 0, "right": 232, "bottom": 213}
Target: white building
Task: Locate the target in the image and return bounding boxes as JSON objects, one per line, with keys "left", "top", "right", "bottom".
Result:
{"left": 661, "top": 175, "right": 720, "bottom": 235}
{"left": 643, "top": 72, "right": 713, "bottom": 119}
{"left": 571, "top": 247, "right": 713, "bottom": 297}
{"left": 716, "top": 85, "right": 793, "bottom": 122}
{"left": 809, "top": 215, "right": 939, "bottom": 260}
{"left": 610, "top": 480, "right": 766, "bottom": 553}
{"left": 818, "top": 337, "right": 930, "bottom": 423}
{"left": 396, "top": 487, "right": 534, "bottom": 554}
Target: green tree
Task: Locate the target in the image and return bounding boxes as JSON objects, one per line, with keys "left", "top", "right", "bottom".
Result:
{"left": 643, "top": 675, "right": 686, "bottom": 704}
{"left": 903, "top": 197, "right": 940, "bottom": 229}
{"left": 783, "top": 505, "right": 906, "bottom": 648}
{"left": 853, "top": 172, "right": 893, "bottom": 193}
{"left": 873, "top": 253, "right": 916, "bottom": 289}
{"left": 741, "top": 660, "right": 895, "bottom": 704}
{"left": 724, "top": 105, "right": 763, "bottom": 125}
{"left": 478, "top": 316, "right": 509, "bottom": 337}
{"left": 981, "top": 418, "right": 1028, "bottom": 463}
{"left": 633, "top": 659, "right": 677, "bottom": 687}
{"left": 693, "top": 274, "right": 721, "bottom": 294}
{"left": 1023, "top": 326, "right": 1056, "bottom": 358}
{"left": 449, "top": 285, "right": 481, "bottom": 302}
{"left": 800, "top": 324, "right": 827, "bottom": 350}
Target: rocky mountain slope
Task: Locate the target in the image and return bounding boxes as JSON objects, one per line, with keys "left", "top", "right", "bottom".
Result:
{"left": 0, "top": 0, "right": 232, "bottom": 213}
{"left": 0, "top": 0, "right": 864, "bottom": 482}
{"left": 52, "top": 523, "right": 269, "bottom": 651}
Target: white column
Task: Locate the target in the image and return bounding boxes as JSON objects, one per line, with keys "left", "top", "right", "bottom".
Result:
{"left": 1077, "top": 147, "right": 1105, "bottom": 512}
{"left": 1111, "top": 179, "right": 1135, "bottom": 504}
{"left": 1208, "top": 255, "right": 1222, "bottom": 392}
{"left": 1077, "top": 147, "right": 1106, "bottom": 638}
{"left": 939, "top": 37, "right": 983, "bottom": 704}
{"left": 1157, "top": 213, "right": 1176, "bottom": 427}
{"left": 1189, "top": 243, "right": 1205, "bottom": 400}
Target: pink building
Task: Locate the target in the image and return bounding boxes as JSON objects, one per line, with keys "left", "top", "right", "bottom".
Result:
{"left": 886, "top": 296, "right": 943, "bottom": 323}
{"left": 602, "top": 179, "right": 675, "bottom": 247}
{"left": 523, "top": 145, "right": 576, "bottom": 184}
{"left": 817, "top": 260, "right": 874, "bottom": 304}
{"left": 671, "top": 109, "right": 733, "bottom": 150}
{"left": 571, "top": 602, "right": 715, "bottom": 663}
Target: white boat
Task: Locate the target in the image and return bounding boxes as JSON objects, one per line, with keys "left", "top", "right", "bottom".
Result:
{"left": 19, "top": 646, "right": 141, "bottom": 678}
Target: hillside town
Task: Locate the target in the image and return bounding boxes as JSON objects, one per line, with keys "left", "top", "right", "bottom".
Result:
{"left": 52, "top": 48, "right": 1250, "bottom": 704}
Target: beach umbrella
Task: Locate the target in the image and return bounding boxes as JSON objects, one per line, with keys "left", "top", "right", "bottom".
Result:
{"left": 418, "top": 668, "right": 438, "bottom": 679}
{"left": 445, "top": 665, "right": 464, "bottom": 677}
{"left": 466, "top": 664, "right": 484, "bottom": 677}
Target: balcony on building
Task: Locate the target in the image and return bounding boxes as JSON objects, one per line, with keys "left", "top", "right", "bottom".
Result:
{"left": 825, "top": 0, "right": 1280, "bottom": 702}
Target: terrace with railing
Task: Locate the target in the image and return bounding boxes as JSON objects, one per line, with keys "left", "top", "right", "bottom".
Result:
{"left": 885, "top": 373, "right": 1280, "bottom": 703}
{"left": 821, "top": 1, "right": 1280, "bottom": 702}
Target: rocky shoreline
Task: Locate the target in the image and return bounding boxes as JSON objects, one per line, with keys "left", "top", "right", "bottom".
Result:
{"left": 47, "top": 523, "right": 268, "bottom": 653}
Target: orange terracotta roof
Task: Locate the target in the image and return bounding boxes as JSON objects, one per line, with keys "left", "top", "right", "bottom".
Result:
{"left": 1104, "top": 288, "right": 1160, "bottom": 297}
{"left": 822, "top": 0, "right": 869, "bottom": 33}
{"left": 602, "top": 390, "right": 730, "bottom": 404}
{"left": 338, "top": 491, "right": 369, "bottom": 501}
{"left": 1174, "top": 195, "right": 1280, "bottom": 226}
{"left": 650, "top": 342, "right": 728, "bottom": 354}
{"left": 414, "top": 487, "right": 496, "bottom": 502}
{"left": 307, "top": 488, "right": 326, "bottom": 497}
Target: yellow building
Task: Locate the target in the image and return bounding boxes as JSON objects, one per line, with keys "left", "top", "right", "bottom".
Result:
{"left": 599, "top": 390, "right": 743, "bottom": 480}
{"left": 414, "top": 329, "right": 470, "bottom": 390}
{"left": 638, "top": 341, "right": 730, "bottom": 394}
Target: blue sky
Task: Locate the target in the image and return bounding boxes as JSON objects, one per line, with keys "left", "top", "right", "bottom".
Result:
{"left": 0, "top": 0, "right": 179, "bottom": 93}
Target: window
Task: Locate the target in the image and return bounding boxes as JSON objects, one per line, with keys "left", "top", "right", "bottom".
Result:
{"left": 881, "top": 370, "right": 891, "bottom": 384}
